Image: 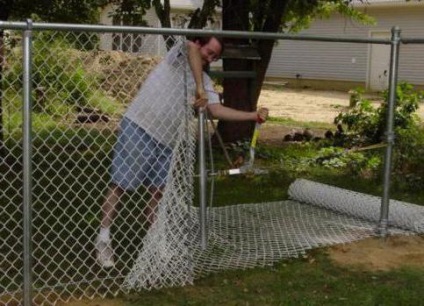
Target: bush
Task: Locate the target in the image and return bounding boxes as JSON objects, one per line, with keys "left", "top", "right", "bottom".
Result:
{"left": 393, "top": 124, "right": 424, "bottom": 189}
{"left": 4, "top": 31, "right": 97, "bottom": 112}
{"left": 333, "top": 82, "right": 424, "bottom": 187}
{"left": 335, "top": 83, "right": 423, "bottom": 146}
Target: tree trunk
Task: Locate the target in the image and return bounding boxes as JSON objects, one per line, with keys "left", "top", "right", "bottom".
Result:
{"left": 217, "top": 0, "right": 253, "bottom": 143}
{"left": 152, "top": 0, "right": 177, "bottom": 50}
{"left": 188, "top": 0, "right": 219, "bottom": 29}
{"left": 217, "top": 0, "right": 290, "bottom": 142}
{"left": 253, "top": 0, "right": 290, "bottom": 103}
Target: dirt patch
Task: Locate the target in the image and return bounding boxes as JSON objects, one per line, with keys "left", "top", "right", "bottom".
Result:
{"left": 259, "top": 86, "right": 424, "bottom": 123}
{"left": 257, "top": 86, "right": 424, "bottom": 145}
{"left": 327, "top": 235, "right": 424, "bottom": 271}
{"left": 259, "top": 87, "right": 352, "bottom": 123}
{"left": 80, "top": 50, "right": 161, "bottom": 104}
{"left": 258, "top": 87, "right": 353, "bottom": 145}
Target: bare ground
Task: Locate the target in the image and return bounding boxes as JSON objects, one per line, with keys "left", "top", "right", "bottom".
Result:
{"left": 259, "top": 86, "right": 424, "bottom": 124}
{"left": 328, "top": 235, "right": 424, "bottom": 271}
{"left": 257, "top": 87, "right": 357, "bottom": 145}
{"left": 258, "top": 86, "right": 424, "bottom": 145}
{"left": 259, "top": 87, "right": 353, "bottom": 123}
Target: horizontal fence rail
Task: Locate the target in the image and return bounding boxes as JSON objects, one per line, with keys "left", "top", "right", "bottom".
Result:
{"left": 0, "top": 21, "right": 395, "bottom": 44}
{"left": 2, "top": 21, "right": 424, "bottom": 44}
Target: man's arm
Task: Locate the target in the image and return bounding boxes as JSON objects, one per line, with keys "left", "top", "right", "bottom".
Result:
{"left": 207, "top": 104, "right": 269, "bottom": 122}
{"left": 187, "top": 41, "right": 208, "bottom": 108}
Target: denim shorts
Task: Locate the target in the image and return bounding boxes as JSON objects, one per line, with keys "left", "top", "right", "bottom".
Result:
{"left": 111, "top": 117, "right": 172, "bottom": 191}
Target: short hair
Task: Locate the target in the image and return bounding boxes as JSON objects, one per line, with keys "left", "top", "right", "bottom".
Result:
{"left": 190, "top": 36, "right": 225, "bottom": 55}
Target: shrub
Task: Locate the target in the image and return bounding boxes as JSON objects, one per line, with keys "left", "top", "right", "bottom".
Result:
{"left": 335, "top": 82, "right": 423, "bottom": 146}
{"left": 4, "top": 31, "right": 96, "bottom": 112}
{"left": 334, "top": 82, "right": 424, "bottom": 187}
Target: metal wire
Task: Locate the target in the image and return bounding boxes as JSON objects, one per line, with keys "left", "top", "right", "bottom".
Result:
{"left": 0, "top": 22, "right": 423, "bottom": 305}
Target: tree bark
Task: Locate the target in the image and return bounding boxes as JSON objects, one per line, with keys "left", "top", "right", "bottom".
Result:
{"left": 217, "top": 0, "right": 253, "bottom": 143}
{"left": 217, "top": 0, "right": 290, "bottom": 142}
{"left": 253, "top": 0, "right": 290, "bottom": 103}
{"left": 188, "top": 0, "right": 219, "bottom": 29}
{"left": 153, "top": 0, "right": 174, "bottom": 50}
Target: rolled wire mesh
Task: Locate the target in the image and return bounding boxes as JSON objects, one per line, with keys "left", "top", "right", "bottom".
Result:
{"left": 288, "top": 179, "right": 424, "bottom": 233}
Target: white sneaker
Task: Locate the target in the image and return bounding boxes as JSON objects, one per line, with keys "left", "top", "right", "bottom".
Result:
{"left": 95, "top": 237, "right": 115, "bottom": 268}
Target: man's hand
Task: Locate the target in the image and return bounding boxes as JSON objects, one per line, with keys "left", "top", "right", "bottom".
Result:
{"left": 193, "top": 88, "right": 208, "bottom": 108}
{"left": 257, "top": 107, "right": 269, "bottom": 123}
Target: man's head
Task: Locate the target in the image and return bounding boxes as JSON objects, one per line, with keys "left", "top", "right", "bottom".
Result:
{"left": 192, "top": 36, "right": 224, "bottom": 66}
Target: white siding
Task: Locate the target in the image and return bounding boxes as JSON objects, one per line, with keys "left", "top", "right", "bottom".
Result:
{"left": 267, "top": 5, "right": 424, "bottom": 87}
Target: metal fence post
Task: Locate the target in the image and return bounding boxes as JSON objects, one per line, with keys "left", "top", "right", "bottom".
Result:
{"left": 198, "top": 108, "right": 208, "bottom": 249}
{"left": 378, "top": 26, "right": 401, "bottom": 237}
{"left": 22, "top": 19, "right": 34, "bottom": 306}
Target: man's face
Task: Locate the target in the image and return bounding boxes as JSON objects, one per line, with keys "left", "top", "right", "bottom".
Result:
{"left": 198, "top": 37, "right": 222, "bottom": 66}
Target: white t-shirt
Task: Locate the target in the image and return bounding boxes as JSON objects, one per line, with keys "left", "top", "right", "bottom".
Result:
{"left": 125, "top": 41, "right": 220, "bottom": 147}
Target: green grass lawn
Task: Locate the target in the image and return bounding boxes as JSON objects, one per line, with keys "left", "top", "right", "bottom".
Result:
{"left": 63, "top": 250, "right": 424, "bottom": 306}
{"left": 123, "top": 254, "right": 424, "bottom": 306}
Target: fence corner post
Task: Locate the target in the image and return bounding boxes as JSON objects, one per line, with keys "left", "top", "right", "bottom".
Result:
{"left": 377, "top": 26, "right": 401, "bottom": 237}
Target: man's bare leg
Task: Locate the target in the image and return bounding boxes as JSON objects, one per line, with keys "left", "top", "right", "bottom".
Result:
{"left": 143, "top": 187, "right": 163, "bottom": 228}
{"left": 95, "top": 183, "right": 124, "bottom": 268}
{"left": 101, "top": 183, "right": 124, "bottom": 229}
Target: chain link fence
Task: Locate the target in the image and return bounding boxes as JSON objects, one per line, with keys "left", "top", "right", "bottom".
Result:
{"left": 1, "top": 25, "right": 195, "bottom": 305}
{"left": 1, "top": 22, "right": 423, "bottom": 306}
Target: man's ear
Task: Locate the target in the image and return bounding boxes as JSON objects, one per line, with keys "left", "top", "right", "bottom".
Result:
{"left": 191, "top": 39, "right": 201, "bottom": 47}
{"left": 189, "top": 41, "right": 202, "bottom": 53}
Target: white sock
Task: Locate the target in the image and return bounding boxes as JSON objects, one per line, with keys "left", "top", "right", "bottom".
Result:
{"left": 99, "top": 227, "right": 110, "bottom": 241}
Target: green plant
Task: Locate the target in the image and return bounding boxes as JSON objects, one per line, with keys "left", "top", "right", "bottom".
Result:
{"left": 335, "top": 82, "right": 423, "bottom": 146}
{"left": 392, "top": 124, "right": 424, "bottom": 189}
{"left": 334, "top": 82, "right": 424, "bottom": 187}
{"left": 4, "top": 31, "right": 97, "bottom": 112}
{"left": 305, "top": 146, "right": 382, "bottom": 179}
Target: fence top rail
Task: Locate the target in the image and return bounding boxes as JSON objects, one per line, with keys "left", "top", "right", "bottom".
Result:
{"left": 401, "top": 38, "right": 424, "bottom": 44}
{"left": 0, "top": 20, "right": 397, "bottom": 45}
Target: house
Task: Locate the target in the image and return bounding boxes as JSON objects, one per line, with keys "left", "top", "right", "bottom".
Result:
{"left": 266, "top": 0, "right": 424, "bottom": 91}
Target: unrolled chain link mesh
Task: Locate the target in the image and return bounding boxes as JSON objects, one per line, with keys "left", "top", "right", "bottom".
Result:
{"left": 0, "top": 27, "right": 422, "bottom": 306}
{"left": 174, "top": 180, "right": 415, "bottom": 278}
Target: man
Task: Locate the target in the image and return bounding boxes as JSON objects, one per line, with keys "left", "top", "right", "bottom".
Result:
{"left": 95, "top": 36, "right": 268, "bottom": 268}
